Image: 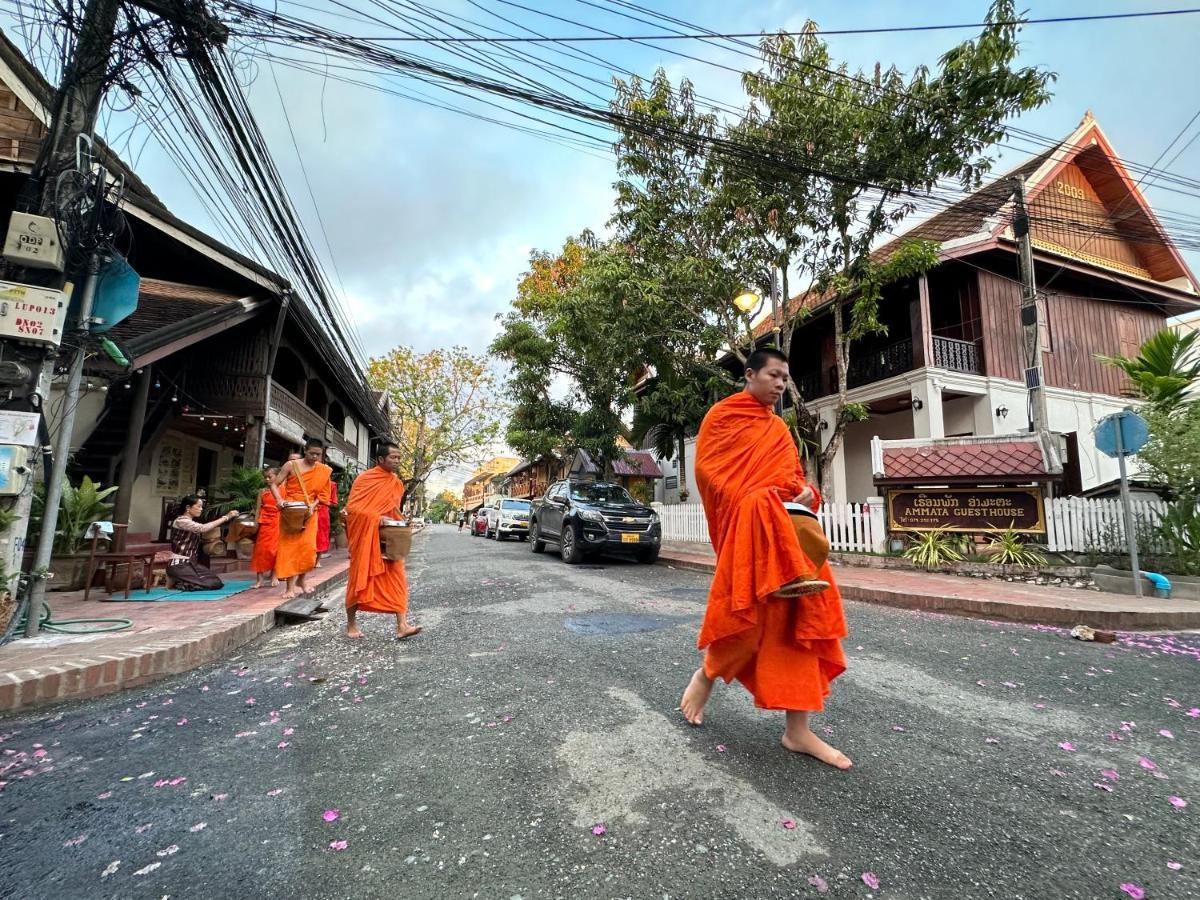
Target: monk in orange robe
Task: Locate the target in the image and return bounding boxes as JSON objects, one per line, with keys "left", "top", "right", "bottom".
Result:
{"left": 271, "top": 439, "right": 333, "bottom": 599}
{"left": 345, "top": 441, "right": 420, "bottom": 640}
{"left": 680, "top": 348, "right": 851, "bottom": 769}
{"left": 251, "top": 468, "right": 280, "bottom": 588}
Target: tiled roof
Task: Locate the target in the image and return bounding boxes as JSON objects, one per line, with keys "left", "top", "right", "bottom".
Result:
{"left": 612, "top": 450, "right": 663, "bottom": 478}
{"left": 880, "top": 441, "right": 1048, "bottom": 482}
{"left": 105, "top": 278, "right": 246, "bottom": 345}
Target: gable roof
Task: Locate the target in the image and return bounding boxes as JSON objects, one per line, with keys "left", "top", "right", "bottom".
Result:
{"left": 872, "top": 434, "right": 1060, "bottom": 485}
{"left": 762, "top": 114, "right": 1200, "bottom": 338}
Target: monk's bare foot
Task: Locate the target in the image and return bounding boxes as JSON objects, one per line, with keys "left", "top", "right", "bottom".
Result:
{"left": 782, "top": 729, "right": 853, "bottom": 769}
{"left": 396, "top": 624, "right": 422, "bottom": 640}
{"left": 281, "top": 589, "right": 298, "bottom": 600}
{"left": 270, "top": 577, "right": 279, "bottom": 588}
{"left": 680, "top": 668, "right": 714, "bottom": 726}
{"left": 345, "top": 626, "right": 364, "bottom": 639}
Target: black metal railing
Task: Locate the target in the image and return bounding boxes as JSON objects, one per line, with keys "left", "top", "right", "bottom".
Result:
{"left": 829, "top": 340, "right": 914, "bottom": 389}
{"left": 932, "top": 336, "right": 981, "bottom": 374}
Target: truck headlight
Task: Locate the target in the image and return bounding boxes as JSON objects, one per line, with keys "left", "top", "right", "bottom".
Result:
{"left": 578, "top": 508, "right": 605, "bottom": 524}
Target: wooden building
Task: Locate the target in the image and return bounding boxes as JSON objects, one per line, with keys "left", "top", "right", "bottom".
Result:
{"left": 765, "top": 113, "right": 1199, "bottom": 502}
{"left": 0, "top": 31, "right": 389, "bottom": 538}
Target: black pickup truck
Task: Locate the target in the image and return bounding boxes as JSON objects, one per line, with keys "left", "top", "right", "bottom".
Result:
{"left": 528, "top": 479, "right": 662, "bottom": 565}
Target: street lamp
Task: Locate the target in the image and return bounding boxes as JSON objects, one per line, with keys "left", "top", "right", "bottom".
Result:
{"left": 733, "top": 290, "right": 760, "bottom": 314}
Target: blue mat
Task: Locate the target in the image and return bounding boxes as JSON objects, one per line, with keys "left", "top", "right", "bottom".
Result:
{"left": 100, "top": 580, "right": 257, "bottom": 602}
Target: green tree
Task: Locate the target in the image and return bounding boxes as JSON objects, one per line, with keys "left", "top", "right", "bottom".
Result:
{"left": 491, "top": 235, "right": 652, "bottom": 465}
{"left": 1099, "top": 329, "right": 1199, "bottom": 413}
{"left": 368, "top": 346, "right": 505, "bottom": 495}
{"left": 611, "top": 0, "right": 1052, "bottom": 491}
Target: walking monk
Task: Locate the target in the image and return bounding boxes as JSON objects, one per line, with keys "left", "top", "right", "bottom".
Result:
{"left": 272, "top": 439, "right": 333, "bottom": 599}
{"left": 344, "top": 441, "right": 421, "bottom": 640}
{"left": 680, "top": 348, "right": 851, "bottom": 769}
{"left": 251, "top": 468, "right": 280, "bottom": 589}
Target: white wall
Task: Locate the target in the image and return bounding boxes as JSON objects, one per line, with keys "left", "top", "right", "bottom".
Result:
{"left": 127, "top": 430, "right": 236, "bottom": 537}
{"left": 46, "top": 383, "right": 107, "bottom": 452}
{"left": 942, "top": 396, "right": 982, "bottom": 437}
{"left": 842, "top": 409, "right": 913, "bottom": 503}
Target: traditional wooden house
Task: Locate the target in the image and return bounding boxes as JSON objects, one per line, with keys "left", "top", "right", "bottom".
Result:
{"left": 505, "top": 454, "right": 567, "bottom": 501}
{"left": 566, "top": 449, "right": 663, "bottom": 504}
{"left": 0, "top": 31, "right": 389, "bottom": 539}
{"left": 770, "top": 113, "right": 1199, "bottom": 503}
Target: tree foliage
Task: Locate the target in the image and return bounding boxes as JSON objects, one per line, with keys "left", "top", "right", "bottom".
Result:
{"left": 367, "top": 346, "right": 505, "bottom": 494}
{"left": 491, "top": 234, "right": 653, "bottom": 465}
{"left": 608, "top": 0, "right": 1052, "bottom": 491}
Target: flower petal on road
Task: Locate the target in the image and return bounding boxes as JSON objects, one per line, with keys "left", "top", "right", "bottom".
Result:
{"left": 329, "top": 839, "right": 348, "bottom": 851}
{"left": 1119, "top": 883, "right": 1145, "bottom": 900}
{"left": 1169, "top": 796, "right": 1187, "bottom": 808}
{"left": 591, "top": 824, "right": 606, "bottom": 836}
{"left": 1058, "top": 741, "right": 1075, "bottom": 752}
{"left": 323, "top": 809, "right": 340, "bottom": 822}
{"left": 862, "top": 872, "right": 880, "bottom": 890}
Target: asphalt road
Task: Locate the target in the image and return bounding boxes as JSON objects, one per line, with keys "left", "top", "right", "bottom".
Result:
{"left": 1, "top": 525, "right": 1198, "bottom": 900}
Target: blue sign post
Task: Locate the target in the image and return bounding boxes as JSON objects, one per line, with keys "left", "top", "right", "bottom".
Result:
{"left": 1095, "top": 410, "right": 1150, "bottom": 598}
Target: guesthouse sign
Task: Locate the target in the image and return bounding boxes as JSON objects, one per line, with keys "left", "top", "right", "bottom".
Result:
{"left": 886, "top": 487, "right": 1046, "bottom": 534}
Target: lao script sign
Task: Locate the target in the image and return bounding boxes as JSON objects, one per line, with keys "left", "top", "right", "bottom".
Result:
{"left": 887, "top": 487, "right": 1046, "bottom": 534}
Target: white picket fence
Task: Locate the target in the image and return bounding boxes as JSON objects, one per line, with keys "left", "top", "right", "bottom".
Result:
{"left": 656, "top": 501, "right": 881, "bottom": 553}
{"left": 1044, "top": 496, "right": 1167, "bottom": 553}
{"left": 658, "top": 495, "right": 1170, "bottom": 556}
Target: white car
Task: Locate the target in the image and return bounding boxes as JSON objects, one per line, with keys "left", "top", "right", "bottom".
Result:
{"left": 486, "top": 498, "right": 532, "bottom": 541}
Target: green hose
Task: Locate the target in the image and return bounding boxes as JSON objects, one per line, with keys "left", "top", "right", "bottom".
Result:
{"left": 18, "top": 602, "right": 133, "bottom": 634}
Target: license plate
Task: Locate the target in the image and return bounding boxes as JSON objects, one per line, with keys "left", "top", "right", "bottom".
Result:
{"left": 620, "top": 532, "right": 640, "bottom": 544}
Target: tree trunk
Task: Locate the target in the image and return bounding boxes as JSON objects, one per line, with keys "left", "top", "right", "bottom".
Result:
{"left": 818, "top": 298, "right": 849, "bottom": 498}
{"left": 676, "top": 432, "right": 688, "bottom": 500}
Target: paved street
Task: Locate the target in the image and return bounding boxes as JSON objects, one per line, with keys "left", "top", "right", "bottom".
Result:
{"left": 1, "top": 525, "right": 1198, "bottom": 900}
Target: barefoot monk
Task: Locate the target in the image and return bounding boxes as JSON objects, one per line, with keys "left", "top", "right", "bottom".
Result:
{"left": 680, "top": 348, "right": 851, "bottom": 769}
{"left": 344, "top": 441, "right": 421, "bottom": 640}
{"left": 272, "top": 439, "right": 332, "bottom": 599}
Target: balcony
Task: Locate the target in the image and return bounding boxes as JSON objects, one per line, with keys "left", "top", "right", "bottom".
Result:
{"left": 268, "top": 380, "right": 358, "bottom": 462}
{"left": 932, "top": 336, "right": 981, "bottom": 374}
{"left": 829, "top": 340, "right": 914, "bottom": 390}
{"left": 794, "top": 370, "right": 821, "bottom": 400}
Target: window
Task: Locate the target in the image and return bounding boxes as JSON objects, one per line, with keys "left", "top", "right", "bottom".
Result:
{"left": 501, "top": 499, "right": 530, "bottom": 511}
{"left": 569, "top": 482, "right": 636, "bottom": 504}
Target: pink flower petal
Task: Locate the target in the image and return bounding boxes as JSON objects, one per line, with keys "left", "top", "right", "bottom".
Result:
{"left": 1159, "top": 729, "right": 1175, "bottom": 739}
{"left": 329, "top": 839, "right": 348, "bottom": 851}
{"left": 1188, "top": 708, "right": 1200, "bottom": 717}
{"left": 283, "top": 728, "right": 294, "bottom": 736}
{"left": 97, "top": 791, "right": 113, "bottom": 799}
{"left": 807, "top": 874, "right": 829, "bottom": 893}
{"left": 1119, "top": 884, "right": 1145, "bottom": 900}
{"left": 892, "top": 726, "right": 906, "bottom": 732}
{"left": 1139, "top": 757, "right": 1158, "bottom": 771}
{"left": 189, "top": 822, "right": 207, "bottom": 832}
{"left": 1058, "top": 741, "right": 1075, "bottom": 752}
{"left": 323, "top": 809, "right": 340, "bottom": 822}
{"left": 862, "top": 872, "right": 880, "bottom": 890}
{"left": 277, "top": 742, "right": 289, "bottom": 749}
{"left": 781, "top": 820, "right": 796, "bottom": 830}
{"left": 211, "top": 793, "right": 228, "bottom": 801}
{"left": 245, "top": 698, "right": 256, "bottom": 706}
{"left": 1168, "top": 861, "right": 1183, "bottom": 871}
{"left": 591, "top": 824, "right": 606, "bottom": 836}
{"left": 176, "top": 719, "right": 188, "bottom": 726}
{"left": 715, "top": 745, "right": 727, "bottom": 753}
{"left": 1093, "top": 782, "right": 1114, "bottom": 792}
{"left": 267, "top": 789, "right": 283, "bottom": 797}
{"left": 985, "top": 737, "right": 1000, "bottom": 744}
{"left": 1169, "top": 796, "right": 1188, "bottom": 808}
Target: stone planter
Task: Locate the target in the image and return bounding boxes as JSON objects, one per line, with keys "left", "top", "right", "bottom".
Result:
{"left": 1092, "top": 565, "right": 1200, "bottom": 601}
{"left": 828, "top": 551, "right": 1091, "bottom": 580}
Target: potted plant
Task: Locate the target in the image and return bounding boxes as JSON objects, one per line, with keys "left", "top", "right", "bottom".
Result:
{"left": 215, "top": 466, "right": 266, "bottom": 559}
{"left": 28, "top": 476, "right": 118, "bottom": 591}
{"left": 331, "top": 468, "right": 357, "bottom": 549}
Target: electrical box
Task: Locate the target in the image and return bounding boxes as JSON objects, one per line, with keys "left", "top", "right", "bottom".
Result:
{"left": 0, "top": 445, "right": 29, "bottom": 496}
{"left": 3, "top": 212, "right": 64, "bottom": 271}
{"left": 0, "top": 280, "right": 69, "bottom": 348}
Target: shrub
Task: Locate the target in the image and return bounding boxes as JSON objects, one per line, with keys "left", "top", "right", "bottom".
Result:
{"left": 902, "top": 528, "right": 965, "bottom": 568}
{"left": 984, "top": 527, "right": 1047, "bottom": 567}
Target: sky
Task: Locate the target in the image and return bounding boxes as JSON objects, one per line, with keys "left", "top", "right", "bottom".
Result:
{"left": 4, "top": 0, "right": 1196, "bottom": 363}
{"left": 2, "top": 1, "right": 1199, "bottom": 486}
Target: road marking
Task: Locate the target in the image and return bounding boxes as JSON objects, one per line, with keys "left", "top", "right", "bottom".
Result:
{"left": 558, "top": 687, "right": 826, "bottom": 866}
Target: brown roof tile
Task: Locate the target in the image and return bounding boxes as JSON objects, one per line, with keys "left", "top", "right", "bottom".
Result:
{"left": 881, "top": 441, "right": 1048, "bottom": 482}
{"left": 106, "top": 279, "right": 245, "bottom": 345}
{"left": 612, "top": 451, "right": 663, "bottom": 478}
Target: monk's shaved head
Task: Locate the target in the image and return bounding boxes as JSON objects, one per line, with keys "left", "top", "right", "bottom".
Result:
{"left": 745, "top": 348, "right": 790, "bottom": 408}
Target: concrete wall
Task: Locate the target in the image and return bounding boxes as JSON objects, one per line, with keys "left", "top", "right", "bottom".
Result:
{"left": 842, "top": 410, "right": 913, "bottom": 503}
{"left": 128, "top": 430, "right": 239, "bottom": 537}
{"left": 45, "top": 383, "right": 107, "bottom": 452}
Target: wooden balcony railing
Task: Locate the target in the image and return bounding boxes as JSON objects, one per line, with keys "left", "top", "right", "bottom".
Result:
{"left": 269, "top": 380, "right": 358, "bottom": 462}
{"left": 932, "top": 336, "right": 981, "bottom": 374}
{"left": 795, "top": 370, "right": 822, "bottom": 399}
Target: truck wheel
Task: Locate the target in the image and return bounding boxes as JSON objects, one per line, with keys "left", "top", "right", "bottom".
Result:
{"left": 560, "top": 524, "right": 584, "bottom": 565}
{"left": 530, "top": 521, "right": 546, "bottom": 554}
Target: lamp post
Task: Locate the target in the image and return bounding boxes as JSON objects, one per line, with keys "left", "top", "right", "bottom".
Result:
{"left": 733, "top": 283, "right": 784, "bottom": 415}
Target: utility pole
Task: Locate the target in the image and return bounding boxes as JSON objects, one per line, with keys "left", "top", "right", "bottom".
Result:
{"left": 3, "top": 0, "right": 226, "bottom": 637}
{"left": 1010, "top": 177, "right": 1050, "bottom": 437}
{"left": 769, "top": 268, "right": 784, "bottom": 416}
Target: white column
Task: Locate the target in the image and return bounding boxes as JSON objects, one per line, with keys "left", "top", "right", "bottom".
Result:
{"left": 911, "top": 376, "right": 944, "bottom": 439}
{"left": 865, "top": 495, "right": 887, "bottom": 554}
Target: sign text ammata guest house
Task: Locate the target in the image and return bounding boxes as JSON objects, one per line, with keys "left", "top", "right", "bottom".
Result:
{"left": 871, "top": 435, "right": 1061, "bottom": 535}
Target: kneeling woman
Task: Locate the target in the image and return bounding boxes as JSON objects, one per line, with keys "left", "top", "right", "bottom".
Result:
{"left": 169, "top": 495, "right": 239, "bottom": 591}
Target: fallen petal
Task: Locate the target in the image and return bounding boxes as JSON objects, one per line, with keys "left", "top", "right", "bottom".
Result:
{"left": 1119, "top": 884, "right": 1145, "bottom": 900}
{"left": 715, "top": 745, "right": 727, "bottom": 753}
{"left": 1102, "top": 769, "right": 1120, "bottom": 781}
{"left": 1168, "top": 861, "right": 1183, "bottom": 871}
{"left": 133, "top": 862, "right": 161, "bottom": 876}
{"left": 1169, "top": 796, "right": 1188, "bottom": 808}
{"left": 329, "top": 839, "right": 348, "bottom": 851}
{"left": 1139, "top": 757, "right": 1158, "bottom": 771}
{"left": 1159, "top": 729, "right": 1175, "bottom": 739}
{"left": 862, "top": 872, "right": 880, "bottom": 890}
{"left": 781, "top": 820, "right": 796, "bottom": 830}
{"left": 807, "top": 874, "right": 829, "bottom": 893}
{"left": 189, "top": 822, "right": 207, "bottom": 832}
{"left": 267, "top": 788, "right": 283, "bottom": 797}
{"left": 1093, "top": 782, "right": 1114, "bottom": 792}
{"left": 1058, "top": 741, "right": 1076, "bottom": 752}
{"left": 591, "top": 824, "right": 606, "bottom": 836}
{"left": 323, "top": 809, "right": 340, "bottom": 822}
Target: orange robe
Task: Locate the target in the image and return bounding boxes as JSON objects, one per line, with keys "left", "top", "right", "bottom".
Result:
{"left": 274, "top": 462, "right": 333, "bottom": 579}
{"left": 250, "top": 489, "right": 279, "bottom": 574}
{"left": 694, "top": 391, "right": 847, "bottom": 711}
{"left": 345, "top": 465, "right": 408, "bottom": 615}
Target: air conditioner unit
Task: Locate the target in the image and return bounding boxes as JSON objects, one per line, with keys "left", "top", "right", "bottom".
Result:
{"left": 0, "top": 280, "right": 69, "bottom": 348}
{"left": 3, "top": 212, "right": 64, "bottom": 271}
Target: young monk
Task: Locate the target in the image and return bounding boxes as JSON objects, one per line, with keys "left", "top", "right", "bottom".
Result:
{"left": 251, "top": 468, "right": 280, "bottom": 589}
{"left": 344, "top": 441, "right": 421, "bottom": 640}
{"left": 271, "top": 439, "right": 333, "bottom": 599}
{"left": 680, "top": 348, "right": 851, "bottom": 769}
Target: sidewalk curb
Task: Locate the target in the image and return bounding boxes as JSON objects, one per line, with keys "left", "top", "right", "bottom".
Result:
{"left": 0, "top": 572, "right": 348, "bottom": 716}
{"left": 656, "top": 551, "right": 1200, "bottom": 631}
